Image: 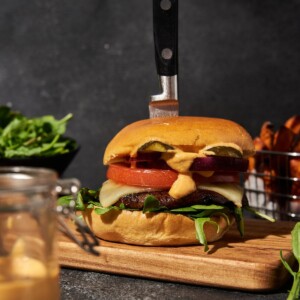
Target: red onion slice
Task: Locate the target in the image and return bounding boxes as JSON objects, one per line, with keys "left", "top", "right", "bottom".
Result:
{"left": 190, "top": 156, "right": 249, "bottom": 172}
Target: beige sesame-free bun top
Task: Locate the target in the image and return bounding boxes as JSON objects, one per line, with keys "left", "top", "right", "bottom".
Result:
{"left": 103, "top": 116, "right": 255, "bottom": 165}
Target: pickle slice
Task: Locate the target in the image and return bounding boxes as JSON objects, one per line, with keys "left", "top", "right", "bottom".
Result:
{"left": 138, "top": 141, "right": 174, "bottom": 152}
{"left": 205, "top": 146, "right": 242, "bottom": 158}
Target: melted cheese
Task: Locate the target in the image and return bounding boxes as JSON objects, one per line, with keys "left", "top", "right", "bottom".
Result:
{"left": 198, "top": 183, "right": 244, "bottom": 207}
{"left": 100, "top": 180, "right": 244, "bottom": 208}
{"left": 100, "top": 180, "right": 158, "bottom": 208}
{"left": 101, "top": 145, "right": 244, "bottom": 206}
{"left": 162, "top": 146, "right": 244, "bottom": 200}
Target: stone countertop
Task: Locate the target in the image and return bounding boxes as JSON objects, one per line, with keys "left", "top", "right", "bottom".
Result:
{"left": 60, "top": 268, "right": 290, "bottom": 300}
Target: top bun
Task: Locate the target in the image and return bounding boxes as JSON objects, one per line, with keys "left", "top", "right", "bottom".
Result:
{"left": 104, "top": 116, "right": 255, "bottom": 165}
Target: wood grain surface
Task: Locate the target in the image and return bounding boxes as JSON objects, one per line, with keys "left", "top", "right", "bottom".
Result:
{"left": 58, "top": 219, "right": 296, "bottom": 291}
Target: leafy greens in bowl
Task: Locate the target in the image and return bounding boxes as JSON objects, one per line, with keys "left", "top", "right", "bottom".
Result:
{"left": 0, "top": 106, "right": 79, "bottom": 175}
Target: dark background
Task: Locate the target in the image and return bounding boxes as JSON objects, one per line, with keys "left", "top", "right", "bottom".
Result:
{"left": 0, "top": 0, "right": 299, "bottom": 188}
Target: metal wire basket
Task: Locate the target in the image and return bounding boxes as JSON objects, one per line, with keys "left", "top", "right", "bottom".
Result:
{"left": 243, "top": 150, "right": 300, "bottom": 221}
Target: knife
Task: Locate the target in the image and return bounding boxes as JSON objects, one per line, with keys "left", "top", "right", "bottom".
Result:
{"left": 149, "top": 0, "right": 179, "bottom": 118}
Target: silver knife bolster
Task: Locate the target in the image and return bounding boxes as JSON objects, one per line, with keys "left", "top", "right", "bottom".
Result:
{"left": 151, "top": 75, "right": 178, "bottom": 101}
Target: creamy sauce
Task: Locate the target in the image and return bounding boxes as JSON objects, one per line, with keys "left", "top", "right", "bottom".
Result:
{"left": 100, "top": 144, "right": 245, "bottom": 205}
{"left": 162, "top": 152, "right": 198, "bottom": 173}
{"left": 0, "top": 239, "right": 60, "bottom": 300}
{"left": 168, "top": 173, "right": 196, "bottom": 199}
{"left": 162, "top": 149, "right": 199, "bottom": 199}
{"left": 162, "top": 145, "right": 243, "bottom": 200}
{"left": 0, "top": 270, "right": 59, "bottom": 300}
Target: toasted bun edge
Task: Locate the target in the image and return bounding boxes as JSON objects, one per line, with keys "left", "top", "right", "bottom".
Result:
{"left": 82, "top": 208, "right": 235, "bottom": 246}
{"left": 104, "top": 116, "right": 254, "bottom": 164}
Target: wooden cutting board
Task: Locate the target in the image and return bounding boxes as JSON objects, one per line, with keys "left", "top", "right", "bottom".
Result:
{"left": 58, "top": 219, "right": 296, "bottom": 291}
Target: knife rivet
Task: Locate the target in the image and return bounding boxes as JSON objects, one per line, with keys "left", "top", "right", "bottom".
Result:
{"left": 160, "top": 0, "right": 172, "bottom": 11}
{"left": 161, "top": 48, "right": 173, "bottom": 60}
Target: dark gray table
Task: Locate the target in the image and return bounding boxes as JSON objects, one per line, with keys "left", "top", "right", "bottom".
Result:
{"left": 60, "top": 267, "right": 290, "bottom": 300}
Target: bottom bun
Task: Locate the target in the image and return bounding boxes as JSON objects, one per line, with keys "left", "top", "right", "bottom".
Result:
{"left": 82, "top": 208, "right": 235, "bottom": 246}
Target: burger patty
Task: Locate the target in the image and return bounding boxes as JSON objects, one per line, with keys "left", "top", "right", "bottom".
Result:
{"left": 116, "top": 189, "right": 245, "bottom": 210}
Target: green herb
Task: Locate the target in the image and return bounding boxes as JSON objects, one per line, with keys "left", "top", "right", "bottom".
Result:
{"left": 58, "top": 188, "right": 273, "bottom": 253}
{"left": 280, "top": 222, "right": 300, "bottom": 300}
{"left": 191, "top": 204, "right": 225, "bottom": 210}
{"left": 0, "top": 106, "right": 77, "bottom": 158}
{"left": 195, "top": 218, "right": 219, "bottom": 252}
{"left": 61, "top": 189, "right": 237, "bottom": 252}
{"left": 94, "top": 206, "right": 118, "bottom": 215}
{"left": 234, "top": 206, "right": 245, "bottom": 237}
{"left": 245, "top": 205, "right": 276, "bottom": 223}
{"left": 170, "top": 206, "right": 198, "bottom": 213}
{"left": 142, "top": 195, "right": 167, "bottom": 213}
{"left": 57, "top": 188, "right": 98, "bottom": 211}
{"left": 57, "top": 195, "right": 74, "bottom": 207}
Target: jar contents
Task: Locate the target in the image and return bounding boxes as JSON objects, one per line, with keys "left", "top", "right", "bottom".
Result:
{"left": 0, "top": 239, "right": 60, "bottom": 300}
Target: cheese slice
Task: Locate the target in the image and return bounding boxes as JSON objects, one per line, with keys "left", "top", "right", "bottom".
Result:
{"left": 198, "top": 183, "right": 244, "bottom": 207}
{"left": 100, "top": 180, "right": 158, "bottom": 208}
{"left": 100, "top": 179, "right": 244, "bottom": 208}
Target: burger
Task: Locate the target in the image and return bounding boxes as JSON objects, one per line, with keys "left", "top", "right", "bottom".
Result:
{"left": 71, "top": 116, "right": 271, "bottom": 251}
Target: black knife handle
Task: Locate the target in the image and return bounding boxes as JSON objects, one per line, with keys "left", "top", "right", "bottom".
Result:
{"left": 153, "top": 0, "right": 178, "bottom": 76}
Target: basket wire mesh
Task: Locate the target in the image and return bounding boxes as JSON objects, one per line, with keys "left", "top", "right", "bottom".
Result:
{"left": 243, "top": 150, "right": 300, "bottom": 221}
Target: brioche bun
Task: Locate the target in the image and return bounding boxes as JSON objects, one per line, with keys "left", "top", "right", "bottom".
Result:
{"left": 104, "top": 116, "right": 255, "bottom": 165}
{"left": 82, "top": 208, "right": 235, "bottom": 246}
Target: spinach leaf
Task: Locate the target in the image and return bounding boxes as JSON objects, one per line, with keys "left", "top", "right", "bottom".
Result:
{"left": 0, "top": 106, "right": 76, "bottom": 158}
{"left": 0, "top": 106, "right": 22, "bottom": 130}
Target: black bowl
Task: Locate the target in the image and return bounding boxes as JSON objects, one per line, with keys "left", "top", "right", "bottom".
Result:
{"left": 0, "top": 147, "right": 79, "bottom": 176}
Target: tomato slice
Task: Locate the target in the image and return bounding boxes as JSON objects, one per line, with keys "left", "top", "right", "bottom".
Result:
{"left": 107, "top": 164, "right": 241, "bottom": 189}
{"left": 106, "top": 163, "right": 178, "bottom": 189}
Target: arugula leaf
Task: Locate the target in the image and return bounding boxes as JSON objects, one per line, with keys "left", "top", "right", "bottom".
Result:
{"left": 190, "top": 209, "right": 222, "bottom": 218}
{"left": 142, "top": 195, "right": 167, "bottom": 213}
{"left": 170, "top": 207, "right": 198, "bottom": 213}
{"left": 57, "top": 195, "right": 74, "bottom": 207}
{"left": 293, "top": 224, "right": 300, "bottom": 263}
{"left": 281, "top": 222, "right": 300, "bottom": 300}
{"left": 170, "top": 204, "right": 225, "bottom": 214}
{"left": 234, "top": 206, "right": 245, "bottom": 237}
{"left": 94, "top": 206, "right": 118, "bottom": 215}
{"left": 245, "top": 205, "right": 275, "bottom": 223}
{"left": 213, "top": 211, "right": 231, "bottom": 226}
{"left": 75, "top": 191, "right": 85, "bottom": 211}
{"left": 195, "top": 218, "right": 219, "bottom": 252}
{"left": 0, "top": 106, "right": 22, "bottom": 130}
{"left": 58, "top": 189, "right": 249, "bottom": 252}
{"left": 57, "top": 188, "right": 99, "bottom": 211}
{"left": 191, "top": 204, "right": 225, "bottom": 210}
